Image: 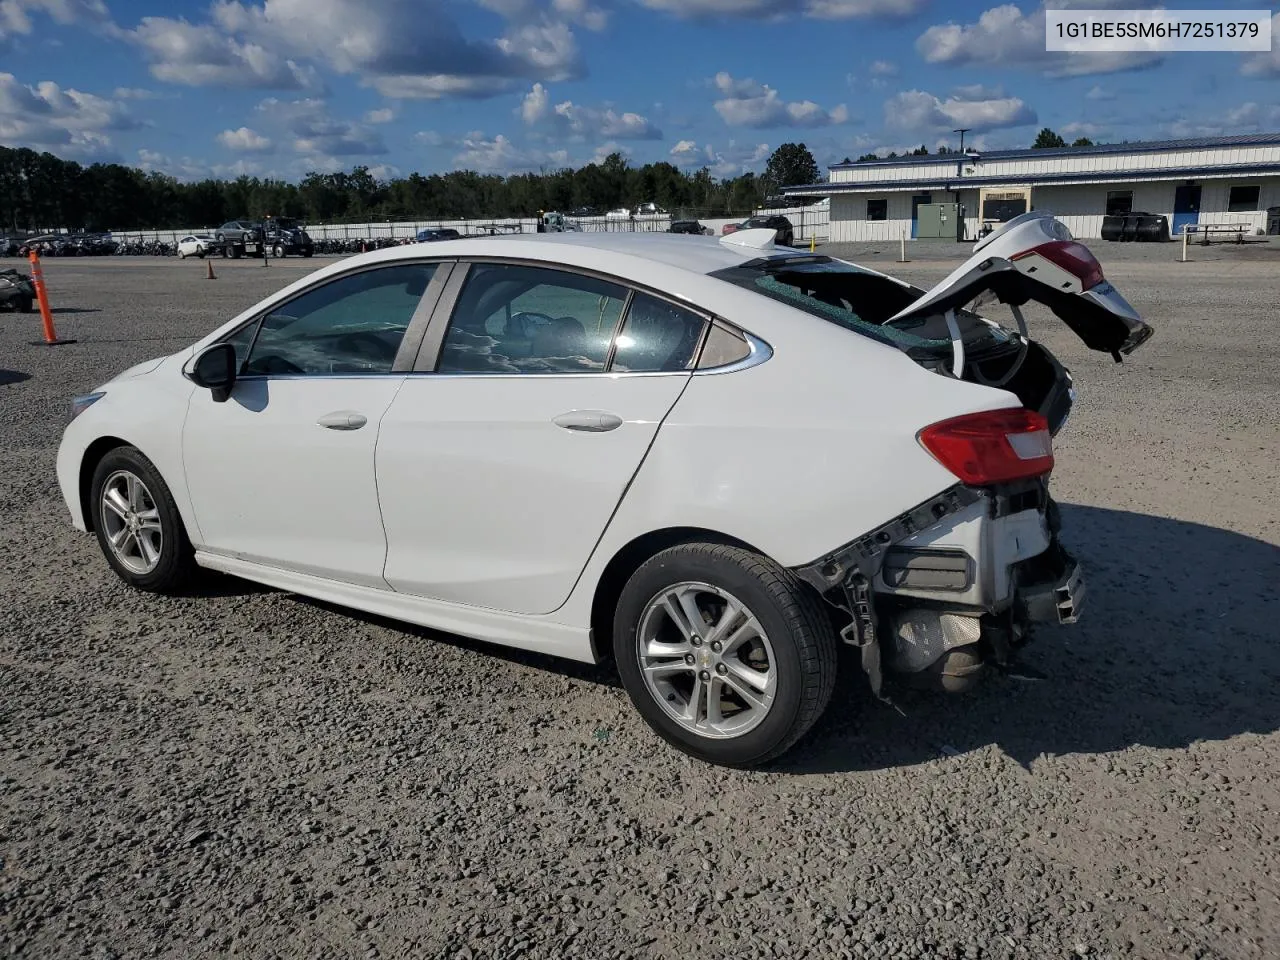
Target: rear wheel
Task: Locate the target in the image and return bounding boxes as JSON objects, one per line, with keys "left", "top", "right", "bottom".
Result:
{"left": 613, "top": 543, "right": 837, "bottom": 767}
{"left": 89, "top": 446, "right": 197, "bottom": 593}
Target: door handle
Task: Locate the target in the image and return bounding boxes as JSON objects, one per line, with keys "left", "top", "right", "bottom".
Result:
{"left": 317, "top": 411, "right": 368, "bottom": 430}
{"left": 552, "top": 410, "right": 623, "bottom": 433}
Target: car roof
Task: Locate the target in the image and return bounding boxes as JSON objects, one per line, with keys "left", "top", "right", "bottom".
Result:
{"left": 347, "top": 230, "right": 802, "bottom": 277}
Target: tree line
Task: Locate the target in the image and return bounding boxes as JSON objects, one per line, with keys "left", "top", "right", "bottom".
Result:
{"left": 851, "top": 127, "right": 1096, "bottom": 163}
{"left": 0, "top": 142, "right": 825, "bottom": 234}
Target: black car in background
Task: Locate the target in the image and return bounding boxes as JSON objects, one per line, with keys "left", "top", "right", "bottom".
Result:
{"left": 739, "top": 214, "right": 795, "bottom": 246}
{"left": 668, "top": 220, "right": 711, "bottom": 235}
{"left": 417, "top": 228, "right": 462, "bottom": 242}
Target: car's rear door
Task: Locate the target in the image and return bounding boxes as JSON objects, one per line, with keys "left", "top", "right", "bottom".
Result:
{"left": 376, "top": 260, "right": 710, "bottom": 616}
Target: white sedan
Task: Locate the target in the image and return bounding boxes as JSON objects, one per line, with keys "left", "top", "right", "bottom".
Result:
{"left": 56, "top": 214, "right": 1152, "bottom": 766}
{"left": 177, "top": 235, "right": 215, "bottom": 258}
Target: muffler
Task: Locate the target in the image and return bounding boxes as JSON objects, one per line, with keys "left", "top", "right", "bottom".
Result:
{"left": 886, "top": 609, "right": 986, "bottom": 693}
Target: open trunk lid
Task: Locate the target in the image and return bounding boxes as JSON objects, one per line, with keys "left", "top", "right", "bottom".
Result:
{"left": 885, "top": 211, "right": 1153, "bottom": 361}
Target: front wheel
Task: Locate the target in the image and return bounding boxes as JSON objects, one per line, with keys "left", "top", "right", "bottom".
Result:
{"left": 89, "top": 446, "right": 197, "bottom": 593}
{"left": 613, "top": 543, "right": 837, "bottom": 767}
{"left": 272, "top": 244, "right": 286, "bottom": 258}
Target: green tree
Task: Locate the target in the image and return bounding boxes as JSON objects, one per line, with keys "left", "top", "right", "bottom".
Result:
{"left": 1033, "top": 127, "right": 1068, "bottom": 148}
{"left": 856, "top": 152, "right": 879, "bottom": 162}
{"left": 763, "top": 142, "right": 820, "bottom": 193}
{"left": 1071, "top": 136, "right": 1095, "bottom": 147}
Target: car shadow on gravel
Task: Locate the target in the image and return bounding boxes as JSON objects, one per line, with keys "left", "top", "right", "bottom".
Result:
{"left": 778, "top": 504, "right": 1280, "bottom": 775}
{"left": 293, "top": 596, "right": 624, "bottom": 689}
{"left": 0, "top": 368, "right": 31, "bottom": 386}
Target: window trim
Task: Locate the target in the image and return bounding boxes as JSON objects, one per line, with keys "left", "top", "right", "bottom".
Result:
{"left": 1227, "top": 184, "right": 1260, "bottom": 213}
{"left": 410, "top": 256, "right": 761, "bottom": 378}
{"left": 866, "top": 198, "right": 888, "bottom": 222}
{"left": 1105, "top": 189, "right": 1134, "bottom": 216}
{"left": 215, "top": 258, "right": 455, "bottom": 380}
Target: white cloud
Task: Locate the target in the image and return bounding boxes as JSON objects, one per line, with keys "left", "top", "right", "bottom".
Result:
{"left": 632, "top": 0, "right": 925, "bottom": 19}
{"left": 519, "top": 82, "right": 662, "bottom": 140}
{"left": 217, "top": 125, "right": 273, "bottom": 151}
{"left": 1164, "top": 102, "right": 1280, "bottom": 138}
{"left": 1060, "top": 121, "right": 1105, "bottom": 139}
{"left": 1241, "top": 13, "right": 1280, "bottom": 77}
{"left": 868, "top": 59, "right": 898, "bottom": 77}
{"left": 127, "top": 16, "right": 323, "bottom": 90}
{"left": 884, "top": 89, "right": 1037, "bottom": 133}
{"left": 0, "top": 0, "right": 114, "bottom": 45}
{"left": 113, "top": 86, "right": 165, "bottom": 100}
{"left": 159, "top": 0, "right": 589, "bottom": 99}
{"left": 917, "top": 3, "right": 1163, "bottom": 77}
{"left": 712, "top": 72, "right": 848, "bottom": 128}
{"left": 364, "top": 107, "right": 395, "bottom": 123}
{"left": 670, "top": 138, "right": 770, "bottom": 177}
{"left": 256, "top": 97, "right": 387, "bottom": 156}
{"left": 137, "top": 148, "right": 272, "bottom": 180}
{"left": 1085, "top": 84, "right": 1114, "bottom": 101}
{"left": 450, "top": 131, "right": 569, "bottom": 173}
{"left": 0, "top": 72, "right": 137, "bottom": 159}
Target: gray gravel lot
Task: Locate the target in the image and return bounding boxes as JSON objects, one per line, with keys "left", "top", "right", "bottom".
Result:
{"left": 2, "top": 243, "right": 1278, "bottom": 960}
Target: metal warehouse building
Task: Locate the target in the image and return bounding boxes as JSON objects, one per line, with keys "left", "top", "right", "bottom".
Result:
{"left": 782, "top": 133, "right": 1280, "bottom": 243}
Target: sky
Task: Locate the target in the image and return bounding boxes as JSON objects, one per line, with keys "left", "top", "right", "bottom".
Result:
{"left": 1, "top": 0, "right": 1278, "bottom": 183}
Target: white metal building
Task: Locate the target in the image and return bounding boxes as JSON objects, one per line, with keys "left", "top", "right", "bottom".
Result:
{"left": 781, "top": 133, "right": 1280, "bottom": 243}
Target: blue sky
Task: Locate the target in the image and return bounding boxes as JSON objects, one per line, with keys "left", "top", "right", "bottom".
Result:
{"left": 1, "top": 0, "right": 1277, "bottom": 182}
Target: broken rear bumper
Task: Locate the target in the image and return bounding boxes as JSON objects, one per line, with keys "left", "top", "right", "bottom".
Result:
{"left": 1016, "top": 540, "right": 1086, "bottom": 625}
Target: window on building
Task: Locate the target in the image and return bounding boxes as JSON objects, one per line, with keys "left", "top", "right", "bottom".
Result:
{"left": 1228, "top": 185, "right": 1260, "bottom": 212}
{"left": 866, "top": 198, "right": 887, "bottom": 221}
{"left": 1105, "top": 190, "right": 1133, "bottom": 216}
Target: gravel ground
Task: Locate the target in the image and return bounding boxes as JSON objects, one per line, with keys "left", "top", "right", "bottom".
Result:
{"left": 2, "top": 246, "right": 1278, "bottom": 960}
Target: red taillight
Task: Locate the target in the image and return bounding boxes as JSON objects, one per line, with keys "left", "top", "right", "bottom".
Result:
{"left": 918, "top": 408, "right": 1054, "bottom": 486}
{"left": 1011, "top": 239, "right": 1104, "bottom": 291}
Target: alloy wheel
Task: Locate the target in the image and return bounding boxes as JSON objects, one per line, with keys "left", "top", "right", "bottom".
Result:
{"left": 99, "top": 470, "right": 164, "bottom": 575}
{"left": 637, "top": 582, "right": 777, "bottom": 739}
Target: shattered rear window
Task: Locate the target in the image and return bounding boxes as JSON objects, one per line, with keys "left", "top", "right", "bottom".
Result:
{"left": 711, "top": 257, "right": 1013, "bottom": 355}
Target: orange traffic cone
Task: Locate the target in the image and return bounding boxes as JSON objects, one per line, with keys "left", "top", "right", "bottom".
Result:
{"left": 27, "top": 250, "right": 75, "bottom": 346}
{"left": 206, "top": 259, "right": 217, "bottom": 280}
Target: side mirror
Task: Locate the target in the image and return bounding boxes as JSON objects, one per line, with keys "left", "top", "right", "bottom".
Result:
{"left": 184, "top": 342, "right": 237, "bottom": 403}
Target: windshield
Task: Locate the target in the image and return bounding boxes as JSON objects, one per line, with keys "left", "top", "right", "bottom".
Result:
{"left": 709, "top": 256, "right": 1016, "bottom": 355}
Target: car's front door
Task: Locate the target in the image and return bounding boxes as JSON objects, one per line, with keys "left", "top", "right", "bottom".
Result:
{"left": 377, "top": 262, "right": 711, "bottom": 615}
{"left": 182, "top": 261, "right": 445, "bottom": 587}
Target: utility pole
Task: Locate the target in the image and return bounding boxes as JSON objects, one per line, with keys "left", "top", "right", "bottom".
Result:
{"left": 952, "top": 129, "right": 971, "bottom": 242}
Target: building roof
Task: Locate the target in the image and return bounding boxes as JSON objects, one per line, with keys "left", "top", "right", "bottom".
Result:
{"left": 781, "top": 161, "right": 1280, "bottom": 195}
{"left": 828, "top": 132, "right": 1280, "bottom": 170}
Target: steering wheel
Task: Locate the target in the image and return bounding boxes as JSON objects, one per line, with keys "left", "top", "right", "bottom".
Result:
{"left": 337, "top": 330, "right": 397, "bottom": 362}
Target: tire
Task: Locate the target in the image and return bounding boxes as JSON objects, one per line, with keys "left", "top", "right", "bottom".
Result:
{"left": 17, "top": 294, "right": 33, "bottom": 313}
{"left": 179, "top": 252, "right": 186, "bottom": 259}
{"left": 272, "top": 244, "right": 286, "bottom": 258}
{"left": 613, "top": 542, "right": 838, "bottom": 767}
{"left": 89, "top": 446, "right": 197, "bottom": 593}
{"left": 230, "top": 245, "right": 242, "bottom": 259}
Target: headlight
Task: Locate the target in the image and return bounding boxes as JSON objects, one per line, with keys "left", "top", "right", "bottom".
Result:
{"left": 69, "top": 392, "right": 105, "bottom": 421}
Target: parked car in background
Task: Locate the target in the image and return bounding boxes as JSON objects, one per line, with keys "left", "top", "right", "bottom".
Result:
{"left": 214, "top": 220, "right": 265, "bottom": 258}
{"left": 417, "top": 228, "right": 462, "bottom": 242}
{"left": 0, "top": 268, "right": 35, "bottom": 312}
{"left": 56, "top": 213, "right": 1151, "bottom": 767}
{"left": 177, "top": 235, "right": 216, "bottom": 259}
{"left": 739, "top": 214, "right": 795, "bottom": 247}
{"left": 669, "top": 220, "right": 712, "bottom": 235}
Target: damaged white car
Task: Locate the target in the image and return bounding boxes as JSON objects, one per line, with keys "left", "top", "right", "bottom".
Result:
{"left": 56, "top": 212, "right": 1152, "bottom": 766}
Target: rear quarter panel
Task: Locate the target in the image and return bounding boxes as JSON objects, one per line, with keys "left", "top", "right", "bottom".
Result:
{"left": 556, "top": 299, "right": 1026, "bottom": 623}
